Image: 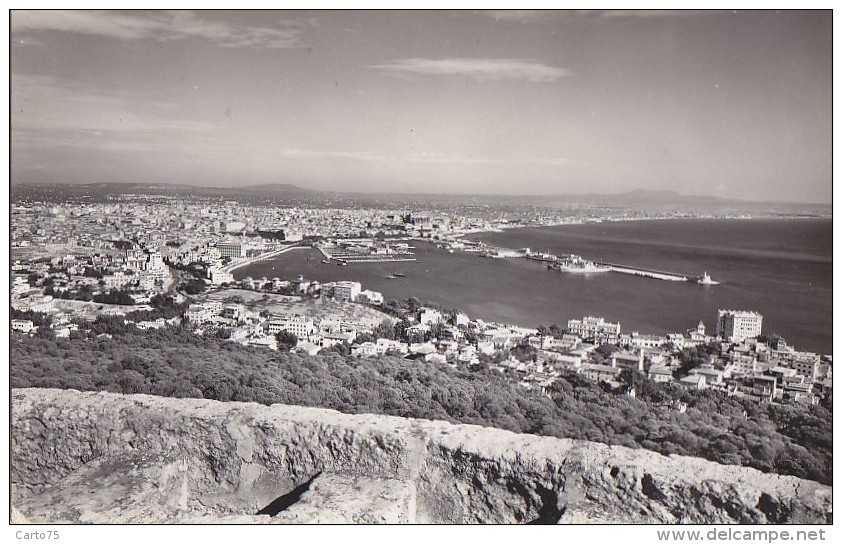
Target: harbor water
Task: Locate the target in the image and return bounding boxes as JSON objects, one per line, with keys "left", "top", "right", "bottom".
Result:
{"left": 235, "top": 218, "right": 832, "bottom": 354}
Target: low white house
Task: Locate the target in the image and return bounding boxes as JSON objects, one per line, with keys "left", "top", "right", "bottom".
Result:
{"left": 647, "top": 364, "right": 674, "bottom": 383}
{"left": 11, "top": 319, "right": 36, "bottom": 333}
{"left": 351, "top": 342, "right": 378, "bottom": 357}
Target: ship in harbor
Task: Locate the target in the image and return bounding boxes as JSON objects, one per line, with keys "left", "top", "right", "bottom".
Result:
{"left": 548, "top": 254, "right": 611, "bottom": 273}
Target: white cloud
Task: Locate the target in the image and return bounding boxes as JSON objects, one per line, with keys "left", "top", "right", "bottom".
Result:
{"left": 11, "top": 10, "right": 305, "bottom": 49}
{"left": 482, "top": 10, "right": 557, "bottom": 23}
{"left": 11, "top": 36, "right": 47, "bottom": 47}
{"left": 481, "top": 9, "right": 714, "bottom": 22}
{"left": 580, "top": 9, "right": 715, "bottom": 19}
{"left": 12, "top": 128, "right": 202, "bottom": 153}
{"left": 11, "top": 73, "right": 218, "bottom": 158}
{"left": 282, "top": 148, "right": 499, "bottom": 165}
{"left": 12, "top": 74, "right": 214, "bottom": 134}
{"left": 407, "top": 152, "right": 492, "bottom": 165}
{"left": 369, "top": 58, "right": 570, "bottom": 83}
{"left": 281, "top": 148, "right": 575, "bottom": 168}
{"left": 281, "top": 148, "right": 391, "bottom": 163}
{"left": 526, "top": 157, "right": 578, "bottom": 166}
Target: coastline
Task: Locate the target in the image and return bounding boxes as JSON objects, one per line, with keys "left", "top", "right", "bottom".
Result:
{"left": 223, "top": 245, "right": 308, "bottom": 273}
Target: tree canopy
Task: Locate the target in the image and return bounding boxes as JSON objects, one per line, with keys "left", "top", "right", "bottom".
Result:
{"left": 9, "top": 326, "right": 832, "bottom": 485}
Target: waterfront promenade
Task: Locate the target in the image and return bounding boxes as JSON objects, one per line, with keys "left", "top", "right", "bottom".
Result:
{"left": 222, "top": 245, "right": 308, "bottom": 273}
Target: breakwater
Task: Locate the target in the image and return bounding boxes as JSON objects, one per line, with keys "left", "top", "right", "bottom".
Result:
{"left": 444, "top": 241, "right": 693, "bottom": 282}
{"left": 602, "top": 263, "right": 690, "bottom": 282}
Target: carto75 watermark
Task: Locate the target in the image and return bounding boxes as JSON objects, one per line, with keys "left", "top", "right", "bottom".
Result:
{"left": 15, "top": 531, "right": 60, "bottom": 540}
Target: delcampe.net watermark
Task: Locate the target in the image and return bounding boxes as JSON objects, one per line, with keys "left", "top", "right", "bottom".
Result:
{"left": 657, "top": 528, "right": 828, "bottom": 543}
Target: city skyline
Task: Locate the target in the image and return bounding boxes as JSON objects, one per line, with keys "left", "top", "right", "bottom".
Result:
{"left": 11, "top": 9, "right": 832, "bottom": 203}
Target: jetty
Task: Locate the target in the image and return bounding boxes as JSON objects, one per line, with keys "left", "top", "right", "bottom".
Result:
{"left": 599, "top": 262, "right": 689, "bottom": 282}
{"left": 331, "top": 256, "right": 418, "bottom": 264}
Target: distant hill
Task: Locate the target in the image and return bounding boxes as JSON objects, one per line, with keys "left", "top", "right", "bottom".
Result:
{"left": 479, "top": 188, "right": 736, "bottom": 208}
{"left": 602, "top": 189, "right": 728, "bottom": 206}
{"left": 239, "top": 183, "right": 315, "bottom": 193}
{"left": 481, "top": 189, "right": 830, "bottom": 216}
{"left": 10, "top": 181, "right": 316, "bottom": 203}
{"left": 10, "top": 181, "right": 830, "bottom": 216}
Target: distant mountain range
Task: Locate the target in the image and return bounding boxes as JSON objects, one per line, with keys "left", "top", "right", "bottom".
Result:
{"left": 238, "top": 183, "right": 315, "bottom": 193}
{"left": 597, "top": 188, "right": 727, "bottom": 205}
{"left": 10, "top": 181, "right": 830, "bottom": 213}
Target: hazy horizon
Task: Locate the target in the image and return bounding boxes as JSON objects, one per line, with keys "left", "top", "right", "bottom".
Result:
{"left": 11, "top": 10, "right": 832, "bottom": 204}
{"left": 11, "top": 179, "right": 835, "bottom": 208}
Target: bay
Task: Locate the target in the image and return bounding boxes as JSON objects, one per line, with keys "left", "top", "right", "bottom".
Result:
{"left": 235, "top": 218, "right": 832, "bottom": 354}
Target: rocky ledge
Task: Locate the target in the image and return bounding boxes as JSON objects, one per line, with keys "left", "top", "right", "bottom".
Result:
{"left": 11, "top": 388, "right": 832, "bottom": 524}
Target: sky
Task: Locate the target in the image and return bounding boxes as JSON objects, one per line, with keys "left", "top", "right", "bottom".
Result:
{"left": 9, "top": 9, "right": 833, "bottom": 202}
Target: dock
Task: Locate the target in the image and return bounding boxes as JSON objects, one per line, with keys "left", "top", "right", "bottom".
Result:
{"left": 315, "top": 246, "right": 332, "bottom": 260}
{"left": 315, "top": 243, "right": 417, "bottom": 264}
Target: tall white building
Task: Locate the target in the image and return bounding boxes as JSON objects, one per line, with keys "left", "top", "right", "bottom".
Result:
{"left": 103, "top": 271, "right": 134, "bottom": 290}
{"left": 268, "top": 316, "right": 315, "bottom": 340}
{"left": 215, "top": 243, "right": 244, "bottom": 258}
{"left": 209, "top": 268, "right": 234, "bottom": 285}
{"left": 419, "top": 307, "right": 444, "bottom": 326}
{"left": 146, "top": 252, "right": 166, "bottom": 272}
{"left": 717, "top": 310, "right": 763, "bottom": 343}
{"left": 331, "top": 281, "right": 361, "bottom": 302}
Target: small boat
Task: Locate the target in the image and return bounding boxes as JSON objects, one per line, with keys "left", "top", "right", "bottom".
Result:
{"left": 321, "top": 259, "right": 330, "bottom": 264}
{"left": 698, "top": 271, "right": 720, "bottom": 285}
{"left": 337, "top": 261, "right": 347, "bottom": 266}
{"left": 392, "top": 272, "right": 406, "bottom": 277}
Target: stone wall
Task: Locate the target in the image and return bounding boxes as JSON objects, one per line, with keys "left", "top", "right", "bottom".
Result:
{"left": 11, "top": 388, "right": 832, "bottom": 524}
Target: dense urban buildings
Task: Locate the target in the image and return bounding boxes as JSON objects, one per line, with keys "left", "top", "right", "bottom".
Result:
{"left": 9, "top": 192, "right": 831, "bottom": 409}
